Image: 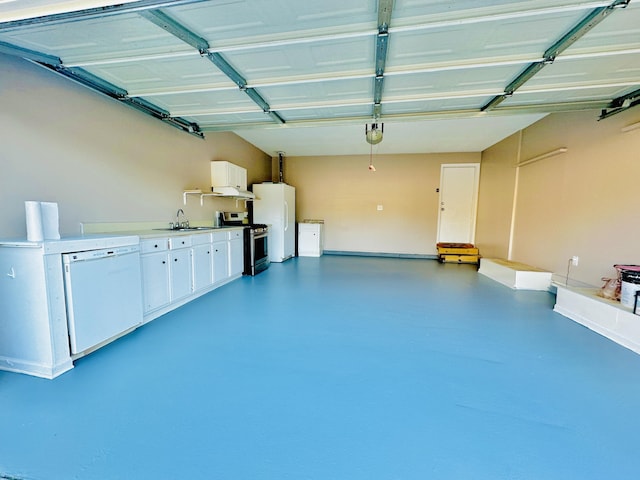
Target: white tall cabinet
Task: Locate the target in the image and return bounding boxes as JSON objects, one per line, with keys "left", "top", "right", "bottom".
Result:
{"left": 252, "top": 183, "right": 295, "bottom": 262}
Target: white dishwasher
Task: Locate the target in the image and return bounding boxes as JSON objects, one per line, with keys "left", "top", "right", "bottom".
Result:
{"left": 63, "top": 245, "right": 143, "bottom": 355}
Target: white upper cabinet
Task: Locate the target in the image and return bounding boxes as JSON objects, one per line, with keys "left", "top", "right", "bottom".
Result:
{"left": 211, "top": 161, "right": 247, "bottom": 190}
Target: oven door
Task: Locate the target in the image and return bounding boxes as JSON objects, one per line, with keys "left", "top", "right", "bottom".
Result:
{"left": 244, "top": 229, "right": 270, "bottom": 275}
{"left": 252, "top": 230, "right": 269, "bottom": 274}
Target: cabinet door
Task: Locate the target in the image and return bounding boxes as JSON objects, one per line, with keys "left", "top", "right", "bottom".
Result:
{"left": 298, "top": 223, "right": 322, "bottom": 256}
{"left": 212, "top": 241, "right": 229, "bottom": 284}
{"left": 298, "top": 229, "right": 316, "bottom": 256}
{"left": 211, "top": 161, "right": 231, "bottom": 187}
{"left": 170, "top": 248, "right": 192, "bottom": 301}
{"left": 141, "top": 252, "right": 171, "bottom": 313}
{"left": 211, "top": 161, "right": 247, "bottom": 189}
{"left": 192, "top": 244, "right": 213, "bottom": 291}
{"left": 229, "top": 237, "right": 244, "bottom": 277}
{"left": 234, "top": 164, "right": 248, "bottom": 190}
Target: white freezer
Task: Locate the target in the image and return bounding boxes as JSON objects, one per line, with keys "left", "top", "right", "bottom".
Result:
{"left": 252, "top": 183, "right": 295, "bottom": 262}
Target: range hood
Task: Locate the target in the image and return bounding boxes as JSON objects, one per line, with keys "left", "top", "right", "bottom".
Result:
{"left": 211, "top": 186, "right": 255, "bottom": 199}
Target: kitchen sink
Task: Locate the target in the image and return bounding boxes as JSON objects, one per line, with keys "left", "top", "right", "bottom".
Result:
{"left": 152, "top": 226, "right": 221, "bottom": 232}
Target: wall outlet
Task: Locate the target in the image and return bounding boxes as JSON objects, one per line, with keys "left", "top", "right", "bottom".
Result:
{"left": 377, "top": 205, "right": 383, "bottom": 211}
{"left": 571, "top": 256, "right": 579, "bottom": 266}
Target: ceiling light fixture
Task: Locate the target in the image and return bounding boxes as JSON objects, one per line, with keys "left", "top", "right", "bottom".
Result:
{"left": 365, "top": 123, "right": 384, "bottom": 145}
{"left": 365, "top": 123, "right": 383, "bottom": 172}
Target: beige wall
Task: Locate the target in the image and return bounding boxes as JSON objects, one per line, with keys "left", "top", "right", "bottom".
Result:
{"left": 0, "top": 54, "right": 271, "bottom": 238}
{"left": 475, "top": 131, "right": 521, "bottom": 259}
{"left": 284, "top": 153, "right": 480, "bottom": 255}
{"left": 476, "top": 109, "right": 640, "bottom": 286}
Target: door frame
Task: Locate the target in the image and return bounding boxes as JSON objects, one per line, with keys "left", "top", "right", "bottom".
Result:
{"left": 436, "top": 163, "right": 481, "bottom": 244}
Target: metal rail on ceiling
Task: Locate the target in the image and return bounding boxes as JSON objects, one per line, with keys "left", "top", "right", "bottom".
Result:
{"left": 195, "top": 99, "right": 612, "bottom": 132}
{"left": 1, "top": 0, "right": 637, "bottom": 136}
{"left": 0, "top": 39, "right": 204, "bottom": 138}
{"left": 138, "top": 8, "right": 284, "bottom": 125}
{"left": 372, "top": 0, "right": 394, "bottom": 120}
{"left": 0, "top": 0, "right": 209, "bottom": 30}
{"left": 481, "top": 0, "right": 631, "bottom": 112}
{"left": 599, "top": 87, "right": 640, "bottom": 119}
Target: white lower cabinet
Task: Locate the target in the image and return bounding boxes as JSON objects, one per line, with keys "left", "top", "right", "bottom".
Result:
{"left": 140, "top": 238, "right": 171, "bottom": 314}
{"left": 298, "top": 222, "right": 324, "bottom": 257}
{"left": 140, "top": 236, "right": 193, "bottom": 313}
{"left": 192, "top": 244, "right": 213, "bottom": 292}
{"left": 229, "top": 229, "right": 244, "bottom": 277}
{"left": 0, "top": 246, "right": 73, "bottom": 378}
{"left": 141, "top": 229, "right": 243, "bottom": 322}
{"left": 212, "top": 239, "right": 229, "bottom": 284}
{"left": 140, "top": 250, "right": 171, "bottom": 313}
{"left": 169, "top": 248, "right": 192, "bottom": 301}
{"left": 168, "top": 236, "right": 193, "bottom": 302}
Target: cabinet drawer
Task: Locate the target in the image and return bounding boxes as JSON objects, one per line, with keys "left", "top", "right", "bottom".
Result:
{"left": 191, "top": 232, "right": 212, "bottom": 245}
{"left": 140, "top": 238, "right": 168, "bottom": 254}
{"left": 212, "top": 231, "right": 228, "bottom": 243}
{"left": 169, "top": 236, "right": 192, "bottom": 249}
{"left": 229, "top": 229, "right": 243, "bottom": 240}
{"left": 298, "top": 223, "right": 321, "bottom": 233}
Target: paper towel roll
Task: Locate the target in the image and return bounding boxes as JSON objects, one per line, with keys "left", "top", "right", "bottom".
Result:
{"left": 25, "top": 201, "right": 44, "bottom": 242}
{"left": 41, "top": 201, "right": 60, "bottom": 240}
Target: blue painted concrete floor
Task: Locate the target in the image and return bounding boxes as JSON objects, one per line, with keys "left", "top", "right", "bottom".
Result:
{"left": 2, "top": 256, "right": 640, "bottom": 480}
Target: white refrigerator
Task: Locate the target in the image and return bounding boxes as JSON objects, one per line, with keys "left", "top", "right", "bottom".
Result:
{"left": 252, "top": 182, "right": 295, "bottom": 262}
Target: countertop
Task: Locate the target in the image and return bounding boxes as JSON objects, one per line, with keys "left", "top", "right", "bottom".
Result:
{"left": 81, "top": 221, "right": 244, "bottom": 239}
{"left": 0, "top": 225, "right": 245, "bottom": 254}
{"left": 95, "top": 226, "right": 244, "bottom": 239}
{"left": 0, "top": 234, "right": 140, "bottom": 254}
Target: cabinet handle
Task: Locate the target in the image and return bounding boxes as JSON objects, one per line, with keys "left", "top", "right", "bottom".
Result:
{"left": 174, "top": 258, "right": 178, "bottom": 262}
{"left": 162, "top": 260, "right": 166, "bottom": 264}
{"left": 154, "top": 244, "right": 158, "bottom": 248}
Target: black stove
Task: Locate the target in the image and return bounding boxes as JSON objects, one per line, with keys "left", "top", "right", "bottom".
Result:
{"left": 221, "top": 221, "right": 270, "bottom": 275}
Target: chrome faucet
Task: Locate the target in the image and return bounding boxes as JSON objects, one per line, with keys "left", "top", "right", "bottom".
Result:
{"left": 175, "top": 209, "right": 188, "bottom": 229}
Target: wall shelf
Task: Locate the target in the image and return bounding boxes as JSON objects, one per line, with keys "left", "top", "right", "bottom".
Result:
{"left": 182, "top": 189, "right": 202, "bottom": 205}
{"left": 199, "top": 192, "right": 253, "bottom": 207}
{"left": 184, "top": 189, "right": 254, "bottom": 207}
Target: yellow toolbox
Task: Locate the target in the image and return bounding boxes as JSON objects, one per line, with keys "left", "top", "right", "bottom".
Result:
{"left": 439, "top": 254, "right": 480, "bottom": 264}
{"left": 437, "top": 246, "right": 479, "bottom": 255}
{"left": 436, "top": 243, "right": 481, "bottom": 264}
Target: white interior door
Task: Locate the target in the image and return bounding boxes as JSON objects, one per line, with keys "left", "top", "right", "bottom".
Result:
{"left": 437, "top": 163, "right": 480, "bottom": 244}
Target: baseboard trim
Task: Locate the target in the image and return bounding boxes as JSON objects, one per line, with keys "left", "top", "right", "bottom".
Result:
{"left": 323, "top": 251, "right": 437, "bottom": 260}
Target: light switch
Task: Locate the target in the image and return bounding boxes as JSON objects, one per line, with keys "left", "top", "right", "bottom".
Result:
{"left": 377, "top": 205, "right": 383, "bottom": 211}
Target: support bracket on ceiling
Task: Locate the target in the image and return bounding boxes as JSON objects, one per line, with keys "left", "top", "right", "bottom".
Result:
{"left": 599, "top": 87, "right": 640, "bottom": 120}
{"left": 482, "top": 0, "right": 631, "bottom": 112}
{"left": 371, "top": 0, "right": 394, "bottom": 118}
{"left": 138, "top": 8, "right": 209, "bottom": 52}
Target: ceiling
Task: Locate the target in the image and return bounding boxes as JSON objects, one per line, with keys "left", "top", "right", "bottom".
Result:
{"left": 1, "top": 0, "right": 639, "bottom": 156}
